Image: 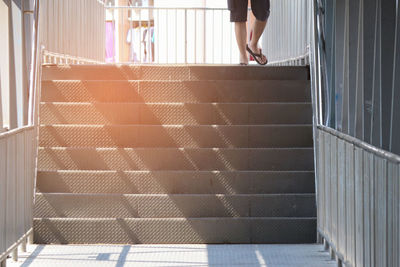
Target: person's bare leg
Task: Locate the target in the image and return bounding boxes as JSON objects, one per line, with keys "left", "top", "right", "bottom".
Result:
{"left": 235, "top": 22, "right": 248, "bottom": 64}
{"left": 249, "top": 19, "right": 267, "bottom": 64}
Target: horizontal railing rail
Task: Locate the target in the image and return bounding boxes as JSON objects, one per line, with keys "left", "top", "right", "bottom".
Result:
{"left": 42, "top": 50, "right": 105, "bottom": 65}
{"left": 318, "top": 125, "right": 400, "bottom": 165}
{"left": 106, "top": 6, "right": 232, "bottom": 10}
{"left": 267, "top": 52, "right": 310, "bottom": 66}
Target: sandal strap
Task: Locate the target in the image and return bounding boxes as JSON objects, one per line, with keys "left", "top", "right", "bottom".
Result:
{"left": 246, "top": 45, "right": 267, "bottom": 65}
{"left": 247, "top": 45, "right": 264, "bottom": 58}
{"left": 252, "top": 50, "right": 263, "bottom": 58}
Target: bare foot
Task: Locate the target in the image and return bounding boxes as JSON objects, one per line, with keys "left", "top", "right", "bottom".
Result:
{"left": 240, "top": 53, "right": 249, "bottom": 65}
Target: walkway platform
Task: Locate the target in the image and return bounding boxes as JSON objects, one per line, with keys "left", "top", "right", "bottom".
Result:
{"left": 7, "top": 244, "right": 335, "bottom": 266}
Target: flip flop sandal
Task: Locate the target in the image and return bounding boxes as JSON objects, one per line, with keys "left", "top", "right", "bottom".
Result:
{"left": 246, "top": 45, "right": 268, "bottom": 65}
{"left": 239, "top": 62, "right": 248, "bottom": 66}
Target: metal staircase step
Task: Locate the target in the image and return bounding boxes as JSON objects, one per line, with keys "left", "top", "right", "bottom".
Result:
{"left": 40, "top": 80, "right": 311, "bottom": 103}
{"left": 42, "top": 65, "right": 309, "bottom": 81}
{"left": 34, "top": 193, "right": 316, "bottom": 218}
{"left": 33, "top": 217, "right": 317, "bottom": 244}
{"left": 36, "top": 170, "right": 315, "bottom": 194}
{"left": 39, "top": 125, "right": 313, "bottom": 148}
{"left": 35, "top": 64, "right": 316, "bottom": 245}
{"left": 38, "top": 147, "right": 314, "bottom": 171}
{"left": 39, "top": 103, "right": 313, "bottom": 125}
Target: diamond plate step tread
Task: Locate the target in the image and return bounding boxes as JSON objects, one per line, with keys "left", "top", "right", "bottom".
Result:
{"left": 36, "top": 170, "right": 315, "bottom": 194}
{"left": 33, "top": 217, "right": 317, "bottom": 244}
{"left": 36, "top": 65, "right": 316, "bottom": 245}
{"left": 34, "top": 193, "right": 316, "bottom": 218}
{"left": 40, "top": 80, "right": 311, "bottom": 103}
{"left": 38, "top": 125, "right": 313, "bottom": 148}
{"left": 39, "top": 103, "right": 313, "bottom": 125}
{"left": 42, "top": 65, "right": 310, "bottom": 81}
{"left": 38, "top": 147, "right": 314, "bottom": 171}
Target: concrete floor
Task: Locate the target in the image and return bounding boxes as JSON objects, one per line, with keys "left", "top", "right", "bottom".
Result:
{"left": 7, "top": 244, "right": 336, "bottom": 267}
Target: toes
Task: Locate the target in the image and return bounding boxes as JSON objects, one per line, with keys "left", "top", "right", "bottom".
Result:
{"left": 262, "top": 56, "right": 267, "bottom": 64}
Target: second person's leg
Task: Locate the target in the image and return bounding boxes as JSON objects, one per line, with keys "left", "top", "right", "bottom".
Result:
{"left": 248, "top": 0, "right": 270, "bottom": 64}
{"left": 249, "top": 20, "right": 267, "bottom": 64}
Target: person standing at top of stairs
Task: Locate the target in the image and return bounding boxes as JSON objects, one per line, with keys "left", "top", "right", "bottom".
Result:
{"left": 228, "top": 0, "right": 270, "bottom": 65}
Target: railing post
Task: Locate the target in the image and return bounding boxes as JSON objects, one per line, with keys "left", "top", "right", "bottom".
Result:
{"left": 139, "top": 10, "right": 142, "bottom": 63}
{"left": 317, "top": 232, "right": 323, "bottom": 243}
{"left": 203, "top": 9, "right": 206, "bottom": 64}
{"left": 323, "top": 238, "right": 329, "bottom": 250}
{"left": 220, "top": 10, "right": 223, "bottom": 64}
{"left": 21, "top": 1, "right": 29, "bottom": 126}
{"left": 0, "top": 72, "right": 3, "bottom": 130}
{"left": 194, "top": 9, "right": 197, "bottom": 64}
{"left": 212, "top": 10, "right": 214, "bottom": 63}
{"left": 156, "top": 9, "right": 160, "bottom": 63}
{"left": 12, "top": 248, "right": 18, "bottom": 261}
{"left": 175, "top": 9, "right": 178, "bottom": 63}
{"left": 28, "top": 231, "right": 33, "bottom": 244}
{"left": 184, "top": 9, "right": 187, "bottom": 64}
{"left": 329, "top": 247, "right": 336, "bottom": 260}
{"left": 149, "top": 9, "right": 152, "bottom": 63}
{"left": 21, "top": 238, "right": 27, "bottom": 253}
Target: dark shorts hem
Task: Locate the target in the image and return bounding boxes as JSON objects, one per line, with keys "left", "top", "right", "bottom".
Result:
{"left": 228, "top": 0, "right": 270, "bottom": 22}
{"left": 230, "top": 10, "right": 248, "bottom": 22}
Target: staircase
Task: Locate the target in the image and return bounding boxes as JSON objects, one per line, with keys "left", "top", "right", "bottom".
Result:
{"left": 34, "top": 65, "right": 316, "bottom": 244}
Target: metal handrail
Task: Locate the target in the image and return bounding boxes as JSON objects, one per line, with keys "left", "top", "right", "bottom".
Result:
{"left": 0, "top": 0, "right": 41, "bottom": 264}
{"left": 267, "top": 52, "right": 309, "bottom": 66}
{"left": 0, "top": 125, "right": 35, "bottom": 140}
{"left": 318, "top": 125, "right": 400, "bottom": 165}
{"left": 42, "top": 50, "right": 105, "bottom": 65}
{"left": 105, "top": 6, "right": 234, "bottom": 11}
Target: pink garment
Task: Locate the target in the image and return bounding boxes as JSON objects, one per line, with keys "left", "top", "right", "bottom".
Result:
{"left": 105, "top": 21, "right": 115, "bottom": 62}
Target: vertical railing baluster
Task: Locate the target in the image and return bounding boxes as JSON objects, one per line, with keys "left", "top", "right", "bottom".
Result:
{"left": 129, "top": 7, "right": 133, "bottom": 63}
{"left": 175, "top": 9, "right": 178, "bottom": 63}
{"left": 148, "top": 8, "right": 151, "bottom": 63}
{"left": 221, "top": 10, "right": 223, "bottom": 64}
{"left": 0, "top": 64, "right": 3, "bottom": 130}
{"left": 229, "top": 10, "right": 232, "bottom": 64}
{"left": 184, "top": 9, "right": 187, "bottom": 64}
{"left": 157, "top": 8, "right": 160, "bottom": 63}
{"left": 203, "top": 9, "right": 206, "bottom": 64}
{"left": 194, "top": 9, "right": 197, "bottom": 64}
{"left": 212, "top": 10, "right": 215, "bottom": 64}
{"left": 139, "top": 8, "right": 142, "bottom": 63}
{"left": 166, "top": 9, "right": 168, "bottom": 63}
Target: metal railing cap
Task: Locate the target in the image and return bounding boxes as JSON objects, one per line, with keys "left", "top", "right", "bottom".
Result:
{"left": 318, "top": 125, "right": 400, "bottom": 164}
